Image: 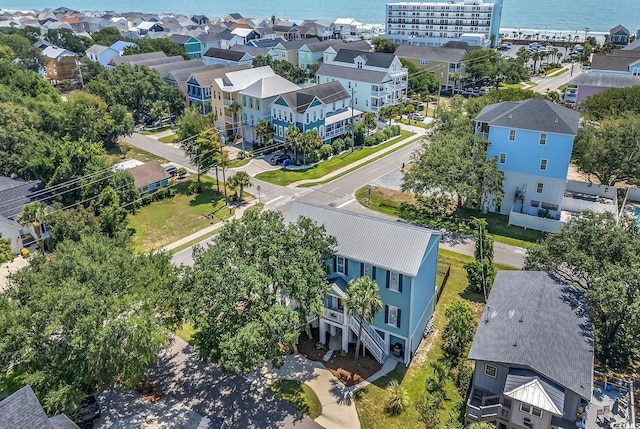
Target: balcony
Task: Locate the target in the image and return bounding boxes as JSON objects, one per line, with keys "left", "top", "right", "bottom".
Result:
{"left": 324, "top": 307, "right": 344, "bottom": 324}
{"left": 223, "top": 97, "right": 233, "bottom": 107}
{"left": 466, "top": 387, "right": 511, "bottom": 424}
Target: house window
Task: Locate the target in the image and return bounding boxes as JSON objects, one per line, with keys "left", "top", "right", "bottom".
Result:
{"left": 289, "top": 112, "right": 293, "bottom": 123}
{"left": 385, "top": 305, "right": 401, "bottom": 328}
{"left": 508, "top": 129, "right": 516, "bottom": 141}
{"left": 256, "top": 100, "right": 260, "bottom": 109}
{"left": 306, "top": 113, "right": 310, "bottom": 123}
{"left": 364, "top": 263, "right": 373, "bottom": 278}
{"left": 536, "top": 183, "right": 544, "bottom": 193}
{"left": 539, "top": 159, "right": 548, "bottom": 171}
{"left": 499, "top": 153, "right": 506, "bottom": 164}
{"left": 336, "top": 256, "right": 346, "bottom": 274}
{"left": 389, "top": 272, "right": 400, "bottom": 291}
{"left": 520, "top": 403, "right": 543, "bottom": 418}
{"left": 539, "top": 133, "right": 547, "bottom": 145}
{"left": 278, "top": 125, "right": 283, "bottom": 137}
{"left": 249, "top": 98, "right": 253, "bottom": 108}
{"left": 484, "top": 363, "right": 497, "bottom": 378}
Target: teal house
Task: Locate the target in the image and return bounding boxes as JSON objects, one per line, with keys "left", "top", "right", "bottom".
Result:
{"left": 127, "top": 162, "right": 171, "bottom": 194}
{"left": 285, "top": 202, "right": 441, "bottom": 365}
{"left": 169, "top": 34, "right": 202, "bottom": 59}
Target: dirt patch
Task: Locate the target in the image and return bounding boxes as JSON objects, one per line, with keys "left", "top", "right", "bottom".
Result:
{"left": 411, "top": 329, "right": 439, "bottom": 366}
{"left": 375, "top": 186, "right": 416, "bottom": 205}
{"left": 297, "top": 328, "right": 382, "bottom": 387}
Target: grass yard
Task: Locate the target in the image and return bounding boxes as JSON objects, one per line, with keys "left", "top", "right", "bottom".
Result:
{"left": 354, "top": 186, "right": 545, "bottom": 248}
{"left": 104, "top": 142, "right": 168, "bottom": 166}
{"left": 499, "top": 82, "right": 523, "bottom": 89}
{"left": 141, "top": 126, "right": 172, "bottom": 135}
{"left": 396, "top": 118, "right": 430, "bottom": 128}
{"left": 269, "top": 380, "right": 322, "bottom": 419}
{"left": 355, "top": 250, "right": 503, "bottom": 429}
{"left": 228, "top": 157, "right": 251, "bottom": 168}
{"left": 545, "top": 67, "right": 568, "bottom": 77}
{"left": 255, "top": 131, "right": 413, "bottom": 186}
{"left": 158, "top": 133, "right": 176, "bottom": 143}
{"left": 176, "top": 323, "right": 197, "bottom": 344}
{"left": 128, "top": 177, "right": 234, "bottom": 252}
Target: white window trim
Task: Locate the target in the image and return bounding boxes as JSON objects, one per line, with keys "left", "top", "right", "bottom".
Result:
{"left": 387, "top": 305, "right": 399, "bottom": 327}
{"left": 364, "top": 263, "right": 373, "bottom": 278}
{"left": 336, "top": 256, "right": 346, "bottom": 274}
{"left": 499, "top": 152, "right": 506, "bottom": 164}
{"left": 520, "top": 403, "right": 543, "bottom": 418}
{"left": 484, "top": 363, "right": 497, "bottom": 378}
{"left": 508, "top": 129, "right": 516, "bottom": 141}
{"left": 536, "top": 182, "right": 544, "bottom": 193}
{"left": 389, "top": 271, "right": 400, "bottom": 292}
{"left": 539, "top": 133, "right": 547, "bottom": 145}
{"left": 539, "top": 158, "right": 548, "bottom": 171}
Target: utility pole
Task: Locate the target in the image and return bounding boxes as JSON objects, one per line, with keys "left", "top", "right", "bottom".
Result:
{"left": 350, "top": 87, "right": 355, "bottom": 152}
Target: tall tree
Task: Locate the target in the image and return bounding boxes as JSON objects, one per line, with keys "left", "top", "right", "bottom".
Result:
{"left": 572, "top": 113, "right": 640, "bottom": 186}
{"left": 176, "top": 105, "right": 213, "bottom": 141}
{"left": 255, "top": 118, "right": 271, "bottom": 147}
{"left": 373, "top": 37, "right": 398, "bottom": 53}
{"left": 0, "top": 101, "right": 36, "bottom": 177}
{"left": 580, "top": 86, "right": 640, "bottom": 121}
{"left": 46, "top": 28, "right": 89, "bottom": 53}
{"left": 524, "top": 211, "right": 640, "bottom": 368}
{"left": 299, "top": 130, "right": 323, "bottom": 165}
{"left": 285, "top": 125, "right": 302, "bottom": 159}
{"left": 228, "top": 101, "right": 242, "bottom": 136}
{"left": 400, "top": 58, "right": 440, "bottom": 96}
{"left": 89, "top": 27, "right": 122, "bottom": 47}
{"left": 180, "top": 129, "right": 222, "bottom": 182}
{"left": 227, "top": 171, "right": 252, "bottom": 202}
{"left": 343, "top": 277, "right": 383, "bottom": 360}
{"left": 464, "top": 218, "right": 495, "bottom": 297}
{"left": 2, "top": 235, "right": 179, "bottom": 413}
{"left": 462, "top": 49, "right": 500, "bottom": 85}
{"left": 441, "top": 300, "right": 475, "bottom": 360}
{"left": 181, "top": 210, "right": 336, "bottom": 374}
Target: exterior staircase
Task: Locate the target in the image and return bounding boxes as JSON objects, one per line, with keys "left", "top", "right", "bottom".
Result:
{"left": 349, "top": 316, "right": 386, "bottom": 363}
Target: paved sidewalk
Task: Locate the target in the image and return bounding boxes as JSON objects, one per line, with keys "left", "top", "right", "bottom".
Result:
{"left": 162, "top": 201, "right": 259, "bottom": 253}
{"left": 285, "top": 130, "right": 423, "bottom": 188}
{"left": 147, "top": 129, "right": 175, "bottom": 140}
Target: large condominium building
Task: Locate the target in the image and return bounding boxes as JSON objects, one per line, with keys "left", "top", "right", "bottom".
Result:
{"left": 385, "top": 0, "right": 503, "bottom": 48}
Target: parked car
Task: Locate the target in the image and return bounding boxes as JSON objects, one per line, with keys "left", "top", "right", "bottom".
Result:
{"left": 163, "top": 165, "right": 177, "bottom": 176}
{"left": 71, "top": 395, "right": 101, "bottom": 429}
{"left": 409, "top": 113, "right": 425, "bottom": 121}
{"left": 270, "top": 153, "right": 291, "bottom": 165}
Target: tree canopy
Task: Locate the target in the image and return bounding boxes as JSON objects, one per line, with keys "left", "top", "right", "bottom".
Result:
{"left": 372, "top": 37, "right": 398, "bottom": 53}
{"left": 524, "top": 211, "right": 640, "bottom": 368}
{"left": 400, "top": 58, "right": 440, "bottom": 96}
{"left": 181, "top": 210, "right": 336, "bottom": 374}
{"left": 251, "top": 56, "right": 306, "bottom": 84}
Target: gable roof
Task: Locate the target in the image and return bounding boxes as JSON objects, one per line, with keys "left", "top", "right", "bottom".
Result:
{"left": 468, "top": 271, "right": 593, "bottom": 400}
{"left": 504, "top": 368, "right": 565, "bottom": 415}
{"left": 395, "top": 44, "right": 467, "bottom": 63}
{"left": 239, "top": 75, "right": 301, "bottom": 99}
{"left": 0, "top": 385, "right": 79, "bottom": 429}
{"left": 276, "top": 39, "right": 308, "bottom": 51}
{"left": 566, "top": 73, "right": 640, "bottom": 89}
{"left": 622, "top": 38, "right": 640, "bottom": 51}
{"left": 127, "top": 162, "right": 170, "bottom": 189}
{"left": 109, "top": 40, "right": 137, "bottom": 52}
{"left": 591, "top": 51, "right": 640, "bottom": 71}
{"left": 85, "top": 44, "right": 110, "bottom": 55}
{"left": 0, "top": 178, "right": 44, "bottom": 219}
{"left": 333, "top": 49, "right": 396, "bottom": 68}
{"left": 301, "top": 39, "right": 342, "bottom": 53}
{"left": 316, "top": 62, "right": 389, "bottom": 84}
{"left": 284, "top": 202, "right": 439, "bottom": 277}
{"left": 149, "top": 58, "right": 204, "bottom": 78}
{"left": 610, "top": 24, "right": 630, "bottom": 35}
{"left": 124, "top": 55, "right": 183, "bottom": 68}
{"left": 474, "top": 98, "right": 580, "bottom": 135}
{"left": 277, "top": 81, "right": 349, "bottom": 113}
{"left": 168, "top": 34, "right": 194, "bottom": 44}
{"left": 189, "top": 65, "right": 247, "bottom": 86}
{"left": 42, "top": 46, "right": 75, "bottom": 59}
{"left": 504, "top": 377, "right": 563, "bottom": 415}
{"left": 110, "top": 51, "right": 165, "bottom": 66}
{"left": 203, "top": 47, "right": 248, "bottom": 62}
{"left": 167, "top": 64, "right": 222, "bottom": 83}
{"left": 215, "top": 66, "right": 276, "bottom": 92}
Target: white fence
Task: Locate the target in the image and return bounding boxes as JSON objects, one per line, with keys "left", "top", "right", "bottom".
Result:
{"left": 508, "top": 211, "right": 564, "bottom": 233}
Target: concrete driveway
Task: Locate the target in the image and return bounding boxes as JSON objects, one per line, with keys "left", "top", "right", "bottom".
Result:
{"left": 148, "top": 337, "right": 322, "bottom": 429}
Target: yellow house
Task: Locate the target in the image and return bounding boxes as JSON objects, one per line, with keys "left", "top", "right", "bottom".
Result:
{"left": 211, "top": 66, "right": 277, "bottom": 137}
{"left": 394, "top": 44, "right": 469, "bottom": 92}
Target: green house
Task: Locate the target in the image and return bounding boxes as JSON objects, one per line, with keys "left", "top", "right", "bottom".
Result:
{"left": 169, "top": 34, "right": 202, "bottom": 59}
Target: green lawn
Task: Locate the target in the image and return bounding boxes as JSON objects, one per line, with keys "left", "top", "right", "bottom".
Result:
{"left": 158, "top": 133, "right": 176, "bottom": 143}
{"left": 545, "top": 67, "right": 568, "bottom": 77}
{"left": 355, "top": 251, "right": 503, "bottom": 429}
{"left": 176, "top": 323, "right": 197, "bottom": 343}
{"left": 105, "top": 142, "right": 168, "bottom": 166}
{"left": 354, "top": 186, "right": 545, "bottom": 248}
{"left": 269, "top": 380, "right": 322, "bottom": 419}
{"left": 255, "top": 131, "right": 413, "bottom": 186}
{"left": 141, "top": 126, "right": 172, "bottom": 135}
{"left": 228, "top": 157, "right": 251, "bottom": 168}
{"left": 499, "top": 82, "right": 523, "bottom": 89}
{"left": 397, "top": 118, "right": 430, "bottom": 128}
{"left": 127, "top": 177, "right": 234, "bottom": 252}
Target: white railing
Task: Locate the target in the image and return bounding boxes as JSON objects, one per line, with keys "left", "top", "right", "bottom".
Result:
{"left": 349, "top": 316, "right": 386, "bottom": 363}
{"left": 307, "top": 313, "right": 318, "bottom": 323}
{"left": 325, "top": 125, "right": 349, "bottom": 139}
{"left": 324, "top": 307, "right": 344, "bottom": 324}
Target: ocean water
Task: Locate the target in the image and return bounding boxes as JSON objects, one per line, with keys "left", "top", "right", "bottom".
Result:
{"left": 2, "top": 0, "right": 638, "bottom": 34}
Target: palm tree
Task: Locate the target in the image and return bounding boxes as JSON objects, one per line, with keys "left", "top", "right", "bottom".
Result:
{"left": 285, "top": 126, "right": 301, "bottom": 160}
{"left": 552, "top": 47, "right": 559, "bottom": 65}
{"left": 343, "top": 276, "right": 383, "bottom": 360}
{"left": 227, "top": 171, "right": 252, "bottom": 203}
{"left": 404, "top": 103, "right": 415, "bottom": 123}
{"left": 227, "top": 101, "right": 241, "bottom": 137}
{"left": 18, "top": 202, "right": 49, "bottom": 255}
{"left": 450, "top": 72, "right": 462, "bottom": 93}
{"left": 271, "top": 15, "right": 277, "bottom": 26}
{"left": 557, "top": 52, "right": 563, "bottom": 65}
{"left": 255, "top": 119, "right": 271, "bottom": 147}
{"left": 298, "top": 130, "right": 322, "bottom": 165}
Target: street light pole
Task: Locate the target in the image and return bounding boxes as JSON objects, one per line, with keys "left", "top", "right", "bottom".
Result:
{"left": 257, "top": 185, "right": 261, "bottom": 204}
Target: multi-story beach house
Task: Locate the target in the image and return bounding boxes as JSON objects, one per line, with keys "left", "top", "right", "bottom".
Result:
{"left": 466, "top": 271, "right": 594, "bottom": 429}
{"left": 270, "top": 81, "right": 363, "bottom": 144}
{"left": 285, "top": 202, "right": 441, "bottom": 365}
{"left": 475, "top": 98, "right": 580, "bottom": 232}
{"left": 384, "top": 0, "right": 503, "bottom": 48}
{"left": 186, "top": 65, "right": 248, "bottom": 114}
{"left": 394, "top": 44, "right": 468, "bottom": 91}
{"left": 316, "top": 49, "right": 408, "bottom": 114}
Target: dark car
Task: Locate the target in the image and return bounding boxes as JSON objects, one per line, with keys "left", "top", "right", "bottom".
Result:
{"left": 270, "top": 153, "right": 291, "bottom": 165}
{"left": 164, "top": 164, "right": 178, "bottom": 176}
{"left": 71, "top": 395, "right": 101, "bottom": 429}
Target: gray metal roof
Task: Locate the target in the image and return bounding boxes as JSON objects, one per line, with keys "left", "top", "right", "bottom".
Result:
{"left": 333, "top": 49, "right": 396, "bottom": 69}
{"left": 504, "top": 368, "right": 565, "bottom": 415}
{"left": 149, "top": 59, "right": 204, "bottom": 78}
{"left": 167, "top": 64, "right": 221, "bottom": 83}
{"left": 284, "top": 202, "right": 440, "bottom": 277}
{"left": 121, "top": 55, "right": 183, "bottom": 68}
{"left": 395, "top": 44, "right": 467, "bottom": 63}
{"left": 567, "top": 73, "right": 640, "bottom": 89}
{"left": 316, "top": 63, "right": 389, "bottom": 84}
{"left": 203, "top": 47, "right": 248, "bottom": 62}
{"left": 475, "top": 98, "right": 580, "bottom": 135}
{"left": 239, "top": 75, "right": 301, "bottom": 99}
{"left": 110, "top": 51, "right": 166, "bottom": 66}
{"left": 468, "top": 271, "right": 593, "bottom": 400}
{"left": 0, "top": 385, "right": 57, "bottom": 429}
{"left": 278, "top": 81, "right": 349, "bottom": 113}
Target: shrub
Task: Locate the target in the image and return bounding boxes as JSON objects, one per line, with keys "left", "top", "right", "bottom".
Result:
{"left": 20, "top": 248, "right": 29, "bottom": 258}
{"left": 141, "top": 194, "right": 154, "bottom": 205}
{"left": 456, "top": 361, "right": 474, "bottom": 398}
{"left": 331, "top": 139, "right": 345, "bottom": 154}
{"left": 155, "top": 187, "right": 170, "bottom": 200}
{"left": 315, "top": 342, "right": 326, "bottom": 350}
{"left": 177, "top": 167, "right": 187, "bottom": 178}
{"left": 385, "top": 380, "right": 408, "bottom": 416}
{"left": 188, "top": 181, "right": 204, "bottom": 194}
{"left": 319, "top": 144, "right": 333, "bottom": 160}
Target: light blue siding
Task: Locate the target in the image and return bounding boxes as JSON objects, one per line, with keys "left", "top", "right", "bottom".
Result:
{"left": 487, "top": 126, "right": 574, "bottom": 180}
{"left": 409, "top": 234, "right": 440, "bottom": 352}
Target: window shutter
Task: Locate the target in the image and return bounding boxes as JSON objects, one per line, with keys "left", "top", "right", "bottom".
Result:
{"left": 360, "top": 263, "right": 364, "bottom": 277}
{"left": 344, "top": 258, "right": 348, "bottom": 276}
{"left": 398, "top": 274, "right": 403, "bottom": 293}
{"left": 386, "top": 271, "right": 390, "bottom": 289}
{"left": 333, "top": 256, "right": 337, "bottom": 273}
{"left": 384, "top": 305, "right": 389, "bottom": 324}
{"left": 396, "top": 309, "right": 402, "bottom": 328}
{"left": 372, "top": 267, "right": 377, "bottom": 280}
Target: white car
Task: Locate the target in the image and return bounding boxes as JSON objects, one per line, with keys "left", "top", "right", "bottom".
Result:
{"left": 409, "top": 113, "right": 425, "bottom": 121}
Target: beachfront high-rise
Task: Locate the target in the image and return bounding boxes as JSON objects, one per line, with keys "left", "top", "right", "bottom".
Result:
{"left": 384, "top": 0, "right": 503, "bottom": 48}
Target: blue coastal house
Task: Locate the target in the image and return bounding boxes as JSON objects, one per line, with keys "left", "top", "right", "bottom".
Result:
{"left": 475, "top": 98, "right": 581, "bottom": 232}
{"left": 285, "top": 202, "right": 441, "bottom": 365}
{"left": 270, "top": 81, "right": 363, "bottom": 144}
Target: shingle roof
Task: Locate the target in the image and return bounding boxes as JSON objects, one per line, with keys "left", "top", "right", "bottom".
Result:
{"left": 167, "top": 64, "right": 221, "bottom": 83}
{"left": 239, "top": 75, "right": 301, "bottom": 99}
{"left": 333, "top": 49, "right": 396, "bottom": 69}
{"left": 276, "top": 39, "right": 308, "bottom": 51}
{"left": 474, "top": 98, "right": 580, "bottom": 135}
{"left": 0, "top": 178, "right": 44, "bottom": 219}
{"left": 168, "top": 34, "right": 192, "bottom": 44}
{"left": 316, "top": 62, "right": 388, "bottom": 84}
{"left": 122, "top": 55, "right": 183, "bottom": 68}
{"left": 567, "top": 73, "right": 640, "bottom": 89}
{"left": 301, "top": 39, "right": 342, "bottom": 53}
{"left": 278, "top": 81, "right": 349, "bottom": 113}
{"left": 468, "top": 271, "right": 593, "bottom": 399}
{"left": 110, "top": 51, "right": 165, "bottom": 65}
{"left": 149, "top": 58, "right": 203, "bottom": 78}
{"left": 203, "top": 47, "right": 248, "bottom": 62}
{"left": 189, "top": 65, "right": 247, "bottom": 86}
{"left": 0, "top": 385, "right": 59, "bottom": 429}
{"left": 622, "top": 38, "right": 640, "bottom": 51}
{"left": 230, "top": 44, "right": 271, "bottom": 57}
{"left": 48, "top": 414, "right": 80, "bottom": 429}
{"left": 610, "top": 24, "right": 629, "bottom": 35}
{"left": 284, "top": 202, "right": 439, "bottom": 276}
{"left": 127, "top": 162, "right": 170, "bottom": 189}
{"left": 395, "top": 44, "right": 467, "bottom": 63}
{"left": 591, "top": 52, "right": 640, "bottom": 71}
